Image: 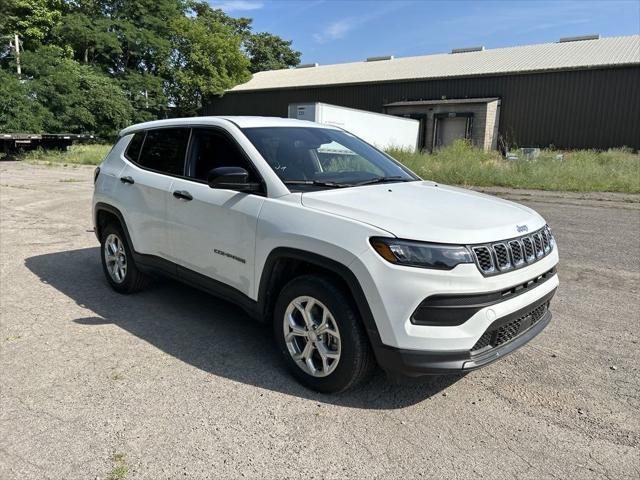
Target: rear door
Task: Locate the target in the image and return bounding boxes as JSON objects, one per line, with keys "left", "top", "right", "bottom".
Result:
{"left": 165, "top": 127, "right": 265, "bottom": 298}
{"left": 118, "top": 128, "right": 190, "bottom": 258}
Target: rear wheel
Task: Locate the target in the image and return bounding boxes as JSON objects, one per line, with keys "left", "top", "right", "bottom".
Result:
{"left": 100, "top": 223, "right": 148, "bottom": 294}
{"left": 274, "top": 275, "right": 375, "bottom": 392}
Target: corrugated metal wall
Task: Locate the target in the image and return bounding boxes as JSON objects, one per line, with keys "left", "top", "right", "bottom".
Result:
{"left": 205, "top": 67, "right": 640, "bottom": 150}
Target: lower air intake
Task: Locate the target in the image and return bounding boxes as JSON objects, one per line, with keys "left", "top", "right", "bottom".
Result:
{"left": 471, "top": 302, "right": 549, "bottom": 353}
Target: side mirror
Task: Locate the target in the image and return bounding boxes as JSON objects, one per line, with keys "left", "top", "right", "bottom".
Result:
{"left": 207, "top": 166, "right": 261, "bottom": 193}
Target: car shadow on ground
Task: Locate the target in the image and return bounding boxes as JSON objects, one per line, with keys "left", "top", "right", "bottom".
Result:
{"left": 25, "top": 247, "right": 463, "bottom": 409}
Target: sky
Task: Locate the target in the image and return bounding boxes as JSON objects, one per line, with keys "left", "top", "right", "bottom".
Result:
{"left": 209, "top": 0, "right": 640, "bottom": 65}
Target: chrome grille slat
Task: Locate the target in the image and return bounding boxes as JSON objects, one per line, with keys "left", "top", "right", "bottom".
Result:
{"left": 472, "top": 246, "right": 495, "bottom": 273}
{"left": 521, "top": 237, "right": 535, "bottom": 262}
{"left": 533, "top": 233, "right": 544, "bottom": 258}
{"left": 508, "top": 240, "right": 525, "bottom": 267}
{"left": 470, "top": 226, "right": 555, "bottom": 276}
{"left": 493, "top": 243, "right": 512, "bottom": 271}
{"left": 541, "top": 229, "right": 551, "bottom": 252}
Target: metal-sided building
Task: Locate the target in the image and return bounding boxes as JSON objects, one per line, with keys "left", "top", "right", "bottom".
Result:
{"left": 205, "top": 35, "right": 640, "bottom": 151}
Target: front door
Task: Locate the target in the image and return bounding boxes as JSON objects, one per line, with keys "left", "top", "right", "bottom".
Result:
{"left": 165, "top": 128, "right": 265, "bottom": 298}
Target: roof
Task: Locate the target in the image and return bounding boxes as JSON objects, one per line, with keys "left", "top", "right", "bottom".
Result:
{"left": 230, "top": 35, "right": 640, "bottom": 92}
{"left": 119, "top": 116, "right": 334, "bottom": 136}
{"left": 385, "top": 98, "right": 500, "bottom": 107}
{"left": 221, "top": 116, "right": 336, "bottom": 129}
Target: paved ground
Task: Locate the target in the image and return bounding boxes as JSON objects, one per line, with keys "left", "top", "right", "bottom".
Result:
{"left": 1, "top": 162, "right": 639, "bottom": 480}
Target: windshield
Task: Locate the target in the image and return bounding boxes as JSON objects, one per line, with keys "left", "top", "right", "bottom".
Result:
{"left": 242, "top": 127, "right": 419, "bottom": 190}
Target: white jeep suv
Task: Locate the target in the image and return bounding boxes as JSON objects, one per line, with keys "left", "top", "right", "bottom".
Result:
{"left": 93, "top": 116, "right": 559, "bottom": 392}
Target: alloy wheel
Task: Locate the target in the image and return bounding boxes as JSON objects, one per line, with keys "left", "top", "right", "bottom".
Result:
{"left": 283, "top": 296, "right": 341, "bottom": 377}
{"left": 104, "top": 233, "right": 127, "bottom": 284}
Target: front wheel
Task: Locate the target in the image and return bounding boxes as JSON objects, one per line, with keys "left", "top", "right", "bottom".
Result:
{"left": 274, "top": 275, "right": 375, "bottom": 393}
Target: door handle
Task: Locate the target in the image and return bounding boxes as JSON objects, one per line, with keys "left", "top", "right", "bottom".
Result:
{"left": 173, "top": 190, "right": 193, "bottom": 201}
{"left": 120, "top": 176, "right": 135, "bottom": 185}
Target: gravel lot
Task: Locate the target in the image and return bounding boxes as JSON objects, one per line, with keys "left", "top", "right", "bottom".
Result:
{"left": 1, "top": 162, "right": 639, "bottom": 479}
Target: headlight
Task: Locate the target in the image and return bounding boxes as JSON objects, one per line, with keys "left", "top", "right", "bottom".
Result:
{"left": 370, "top": 237, "right": 473, "bottom": 270}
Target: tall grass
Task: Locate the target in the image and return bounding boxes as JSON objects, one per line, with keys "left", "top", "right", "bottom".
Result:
{"left": 390, "top": 140, "right": 640, "bottom": 193}
{"left": 19, "top": 144, "right": 112, "bottom": 166}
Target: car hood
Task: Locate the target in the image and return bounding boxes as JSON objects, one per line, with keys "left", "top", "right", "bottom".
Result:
{"left": 301, "top": 181, "right": 545, "bottom": 244}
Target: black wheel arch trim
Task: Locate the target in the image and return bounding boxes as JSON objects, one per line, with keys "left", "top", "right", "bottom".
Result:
{"left": 94, "top": 203, "right": 135, "bottom": 247}
{"left": 257, "top": 247, "right": 384, "bottom": 349}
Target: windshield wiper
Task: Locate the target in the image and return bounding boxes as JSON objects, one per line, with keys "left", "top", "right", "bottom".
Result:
{"left": 283, "top": 180, "right": 349, "bottom": 188}
{"left": 353, "top": 176, "right": 413, "bottom": 186}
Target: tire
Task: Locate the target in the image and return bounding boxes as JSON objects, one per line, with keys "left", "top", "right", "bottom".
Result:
{"left": 273, "top": 275, "right": 375, "bottom": 393}
{"left": 100, "top": 222, "right": 149, "bottom": 294}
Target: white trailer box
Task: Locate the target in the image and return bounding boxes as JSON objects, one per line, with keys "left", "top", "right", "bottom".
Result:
{"left": 288, "top": 102, "right": 420, "bottom": 152}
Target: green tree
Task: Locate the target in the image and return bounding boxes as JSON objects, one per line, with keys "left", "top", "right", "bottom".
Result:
{"left": 52, "top": 10, "right": 120, "bottom": 65}
{"left": 58, "top": 0, "right": 182, "bottom": 119}
{"left": 188, "top": 0, "right": 252, "bottom": 37}
{"left": 0, "top": 0, "right": 63, "bottom": 49}
{"left": 168, "top": 8, "right": 250, "bottom": 115}
{"left": 22, "top": 46, "right": 133, "bottom": 138}
{"left": 119, "top": 71, "right": 167, "bottom": 123}
{"left": 187, "top": 1, "right": 300, "bottom": 73}
{"left": 0, "top": 0, "right": 302, "bottom": 136}
{"left": 0, "top": 69, "right": 50, "bottom": 132}
{"left": 244, "top": 32, "right": 301, "bottom": 73}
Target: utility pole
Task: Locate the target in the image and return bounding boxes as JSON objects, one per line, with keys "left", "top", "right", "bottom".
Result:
{"left": 14, "top": 34, "right": 21, "bottom": 75}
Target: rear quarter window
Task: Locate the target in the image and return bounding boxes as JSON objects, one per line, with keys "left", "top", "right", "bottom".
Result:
{"left": 124, "top": 132, "right": 145, "bottom": 162}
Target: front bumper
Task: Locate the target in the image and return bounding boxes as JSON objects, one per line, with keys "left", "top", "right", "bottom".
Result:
{"left": 351, "top": 246, "right": 559, "bottom": 350}
{"left": 374, "top": 287, "right": 556, "bottom": 376}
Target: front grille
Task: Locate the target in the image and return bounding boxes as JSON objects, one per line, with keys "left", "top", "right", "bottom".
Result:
{"left": 470, "top": 226, "right": 554, "bottom": 276}
{"left": 493, "top": 243, "right": 511, "bottom": 271}
{"left": 471, "top": 301, "right": 549, "bottom": 353}
{"left": 541, "top": 229, "right": 551, "bottom": 252}
{"left": 533, "top": 233, "right": 544, "bottom": 257}
{"left": 473, "top": 246, "right": 494, "bottom": 273}
{"left": 509, "top": 240, "right": 524, "bottom": 266}
{"left": 522, "top": 237, "right": 535, "bottom": 261}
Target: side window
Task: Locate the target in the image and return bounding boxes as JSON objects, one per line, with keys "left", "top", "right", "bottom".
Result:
{"left": 137, "top": 128, "right": 190, "bottom": 176}
{"left": 124, "top": 132, "right": 145, "bottom": 162}
{"left": 188, "top": 128, "right": 258, "bottom": 182}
